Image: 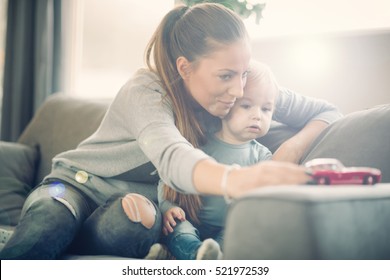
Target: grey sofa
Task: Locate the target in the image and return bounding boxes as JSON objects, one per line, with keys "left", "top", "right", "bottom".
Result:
{"left": 1, "top": 93, "right": 389, "bottom": 259}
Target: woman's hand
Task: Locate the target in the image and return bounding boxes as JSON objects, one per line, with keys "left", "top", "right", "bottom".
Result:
{"left": 162, "top": 207, "right": 186, "bottom": 236}
{"left": 273, "top": 120, "right": 329, "bottom": 163}
{"left": 272, "top": 139, "right": 304, "bottom": 163}
{"left": 226, "top": 160, "right": 312, "bottom": 198}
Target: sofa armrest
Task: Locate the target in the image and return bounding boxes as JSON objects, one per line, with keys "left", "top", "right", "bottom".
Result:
{"left": 223, "top": 184, "right": 390, "bottom": 259}
{"left": 300, "top": 104, "right": 390, "bottom": 182}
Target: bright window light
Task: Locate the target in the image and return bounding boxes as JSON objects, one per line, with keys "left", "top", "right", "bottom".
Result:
{"left": 64, "top": 0, "right": 173, "bottom": 98}
{"left": 290, "top": 38, "right": 335, "bottom": 81}
{"left": 65, "top": 0, "right": 390, "bottom": 99}
{"left": 246, "top": 0, "right": 390, "bottom": 38}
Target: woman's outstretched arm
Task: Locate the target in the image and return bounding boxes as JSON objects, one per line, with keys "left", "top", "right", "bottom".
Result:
{"left": 193, "top": 158, "right": 311, "bottom": 198}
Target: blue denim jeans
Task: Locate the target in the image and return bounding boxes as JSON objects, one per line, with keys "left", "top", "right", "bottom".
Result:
{"left": 162, "top": 219, "right": 224, "bottom": 260}
{"left": 0, "top": 180, "right": 162, "bottom": 259}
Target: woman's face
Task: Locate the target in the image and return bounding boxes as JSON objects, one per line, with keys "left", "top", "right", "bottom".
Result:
{"left": 181, "top": 39, "right": 251, "bottom": 118}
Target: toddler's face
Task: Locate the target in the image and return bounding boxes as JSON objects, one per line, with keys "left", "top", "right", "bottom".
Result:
{"left": 220, "top": 76, "right": 276, "bottom": 144}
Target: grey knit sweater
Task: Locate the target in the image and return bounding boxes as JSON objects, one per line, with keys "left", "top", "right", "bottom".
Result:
{"left": 46, "top": 68, "right": 342, "bottom": 205}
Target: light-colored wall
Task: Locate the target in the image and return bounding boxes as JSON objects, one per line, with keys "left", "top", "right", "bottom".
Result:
{"left": 251, "top": 29, "right": 390, "bottom": 114}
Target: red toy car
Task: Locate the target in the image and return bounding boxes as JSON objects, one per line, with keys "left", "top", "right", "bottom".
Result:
{"left": 304, "top": 158, "right": 382, "bottom": 185}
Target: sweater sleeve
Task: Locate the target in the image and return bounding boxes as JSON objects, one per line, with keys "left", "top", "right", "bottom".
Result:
{"left": 125, "top": 70, "right": 211, "bottom": 194}
{"left": 273, "top": 87, "right": 343, "bottom": 128}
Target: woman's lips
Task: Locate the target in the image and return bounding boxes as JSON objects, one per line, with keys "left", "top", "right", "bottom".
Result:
{"left": 218, "top": 100, "right": 235, "bottom": 108}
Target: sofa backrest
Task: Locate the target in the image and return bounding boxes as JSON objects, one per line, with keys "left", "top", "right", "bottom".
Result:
{"left": 301, "top": 104, "right": 390, "bottom": 183}
{"left": 18, "top": 93, "right": 111, "bottom": 185}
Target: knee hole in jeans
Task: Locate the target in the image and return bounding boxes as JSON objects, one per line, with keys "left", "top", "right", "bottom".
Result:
{"left": 121, "top": 194, "right": 156, "bottom": 229}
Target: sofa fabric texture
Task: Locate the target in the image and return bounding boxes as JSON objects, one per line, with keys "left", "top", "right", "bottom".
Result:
{"left": 0, "top": 141, "right": 38, "bottom": 185}
{"left": 301, "top": 104, "right": 390, "bottom": 182}
{"left": 0, "top": 93, "right": 389, "bottom": 259}
{"left": 18, "top": 94, "right": 110, "bottom": 186}
{"left": 224, "top": 184, "right": 390, "bottom": 259}
{"left": 0, "top": 142, "right": 38, "bottom": 226}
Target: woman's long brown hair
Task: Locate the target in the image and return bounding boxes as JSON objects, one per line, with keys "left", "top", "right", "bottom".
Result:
{"left": 144, "top": 3, "right": 248, "bottom": 224}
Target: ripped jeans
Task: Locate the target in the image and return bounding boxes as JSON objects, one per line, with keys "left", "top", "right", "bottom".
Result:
{"left": 0, "top": 180, "right": 162, "bottom": 259}
{"left": 162, "top": 219, "right": 224, "bottom": 260}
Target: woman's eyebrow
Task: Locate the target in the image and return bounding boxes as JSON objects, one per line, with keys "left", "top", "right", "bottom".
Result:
{"left": 217, "top": 69, "right": 237, "bottom": 73}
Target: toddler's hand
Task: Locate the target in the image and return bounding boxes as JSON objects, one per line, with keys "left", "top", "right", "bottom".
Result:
{"left": 162, "top": 207, "right": 186, "bottom": 236}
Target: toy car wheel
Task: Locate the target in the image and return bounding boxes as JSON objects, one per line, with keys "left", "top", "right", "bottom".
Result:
{"left": 317, "top": 176, "right": 330, "bottom": 185}
{"left": 363, "top": 175, "right": 376, "bottom": 185}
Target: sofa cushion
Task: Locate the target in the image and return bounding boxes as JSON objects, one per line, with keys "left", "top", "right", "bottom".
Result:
{"left": 0, "top": 178, "right": 31, "bottom": 226}
{"left": 224, "top": 184, "right": 390, "bottom": 259}
{"left": 0, "top": 141, "right": 38, "bottom": 226}
{"left": 301, "top": 104, "right": 390, "bottom": 183}
{"left": 0, "top": 141, "right": 38, "bottom": 185}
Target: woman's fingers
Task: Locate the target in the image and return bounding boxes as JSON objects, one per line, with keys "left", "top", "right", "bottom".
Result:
{"left": 259, "top": 161, "right": 310, "bottom": 184}
{"left": 228, "top": 161, "right": 312, "bottom": 198}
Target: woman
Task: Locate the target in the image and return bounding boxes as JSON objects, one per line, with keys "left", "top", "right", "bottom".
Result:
{"left": 0, "top": 3, "right": 341, "bottom": 259}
